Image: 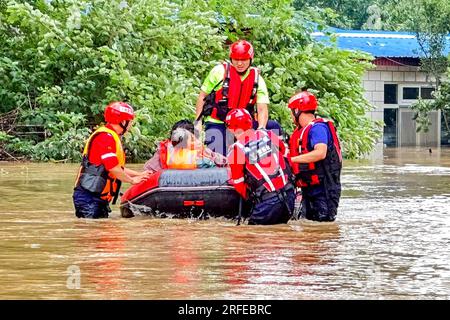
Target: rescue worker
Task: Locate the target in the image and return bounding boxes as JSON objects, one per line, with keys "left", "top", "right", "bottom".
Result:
{"left": 288, "top": 91, "right": 342, "bottom": 222}
{"left": 143, "top": 119, "right": 227, "bottom": 172}
{"left": 73, "top": 102, "right": 150, "bottom": 219}
{"left": 225, "top": 108, "right": 295, "bottom": 225}
{"left": 195, "top": 40, "right": 283, "bottom": 156}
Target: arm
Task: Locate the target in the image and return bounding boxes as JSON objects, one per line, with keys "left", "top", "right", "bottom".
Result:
{"left": 110, "top": 166, "right": 149, "bottom": 185}
{"left": 227, "top": 147, "right": 247, "bottom": 199}
{"left": 195, "top": 90, "right": 208, "bottom": 120}
{"left": 290, "top": 143, "right": 328, "bottom": 164}
{"left": 256, "top": 103, "right": 268, "bottom": 129}
{"left": 143, "top": 149, "right": 162, "bottom": 173}
{"left": 202, "top": 146, "right": 228, "bottom": 167}
{"left": 124, "top": 167, "right": 151, "bottom": 177}
{"left": 195, "top": 64, "right": 224, "bottom": 130}
{"left": 194, "top": 90, "right": 208, "bottom": 134}
{"left": 255, "top": 76, "right": 270, "bottom": 129}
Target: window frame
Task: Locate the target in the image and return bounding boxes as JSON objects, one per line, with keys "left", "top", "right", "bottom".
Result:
{"left": 398, "top": 84, "right": 436, "bottom": 104}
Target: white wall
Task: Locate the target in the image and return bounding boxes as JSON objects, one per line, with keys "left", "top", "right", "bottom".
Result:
{"left": 362, "top": 65, "right": 440, "bottom": 148}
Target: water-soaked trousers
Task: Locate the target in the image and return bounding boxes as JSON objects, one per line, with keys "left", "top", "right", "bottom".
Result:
{"left": 300, "top": 181, "right": 341, "bottom": 222}
{"left": 73, "top": 186, "right": 111, "bottom": 219}
{"left": 247, "top": 187, "right": 295, "bottom": 225}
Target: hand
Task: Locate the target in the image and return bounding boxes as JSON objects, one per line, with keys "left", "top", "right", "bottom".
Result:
{"left": 131, "top": 175, "right": 148, "bottom": 185}
{"left": 141, "top": 170, "right": 152, "bottom": 178}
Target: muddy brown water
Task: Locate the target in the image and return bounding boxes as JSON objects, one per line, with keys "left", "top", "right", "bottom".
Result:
{"left": 0, "top": 147, "right": 449, "bottom": 299}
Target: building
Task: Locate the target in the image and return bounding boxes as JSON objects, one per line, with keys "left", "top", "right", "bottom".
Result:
{"left": 313, "top": 29, "right": 450, "bottom": 148}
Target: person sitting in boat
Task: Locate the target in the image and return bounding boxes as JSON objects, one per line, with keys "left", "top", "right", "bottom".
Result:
{"left": 143, "top": 119, "right": 227, "bottom": 172}
{"left": 225, "top": 108, "right": 295, "bottom": 225}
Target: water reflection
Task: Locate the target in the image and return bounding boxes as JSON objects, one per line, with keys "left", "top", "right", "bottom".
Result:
{"left": 76, "top": 221, "right": 129, "bottom": 299}
{"left": 0, "top": 147, "right": 449, "bottom": 299}
{"left": 221, "top": 223, "right": 341, "bottom": 299}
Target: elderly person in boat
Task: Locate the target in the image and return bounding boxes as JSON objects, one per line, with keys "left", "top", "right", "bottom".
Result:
{"left": 144, "top": 119, "right": 228, "bottom": 173}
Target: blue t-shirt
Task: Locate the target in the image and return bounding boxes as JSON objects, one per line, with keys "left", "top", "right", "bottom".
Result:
{"left": 308, "top": 123, "right": 332, "bottom": 150}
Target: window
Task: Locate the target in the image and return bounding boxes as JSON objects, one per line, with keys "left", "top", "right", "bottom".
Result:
{"left": 384, "top": 84, "right": 398, "bottom": 104}
{"left": 384, "top": 108, "right": 397, "bottom": 146}
{"left": 421, "top": 87, "right": 435, "bottom": 99}
{"left": 402, "top": 87, "right": 419, "bottom": 100}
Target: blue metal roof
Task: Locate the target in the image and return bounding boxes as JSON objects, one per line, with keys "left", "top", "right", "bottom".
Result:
{"left": 312, "top": 28, "right": 450, "bottom": 58}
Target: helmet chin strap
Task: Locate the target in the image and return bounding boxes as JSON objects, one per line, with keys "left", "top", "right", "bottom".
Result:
{"left": 119, "top": 120, "right": 130, "bottom": 135}
{"left": 293, "top": 110, "right": 301, "bottom": 126}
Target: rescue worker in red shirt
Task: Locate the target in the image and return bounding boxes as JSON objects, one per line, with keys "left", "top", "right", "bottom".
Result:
{"left": 195, "top": 40, "right": 283, "bottom": 156}
{"left": 226, "top": 108, "right": 295, "bottom": 225}
{"left": 288, "top": 91, "right": 342, "bottom": 222}
{"left": 73, "top": 102, "right": 150, "bottom": 219}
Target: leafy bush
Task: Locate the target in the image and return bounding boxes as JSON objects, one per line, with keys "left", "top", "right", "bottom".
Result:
{"left": 0, "top": 0, "right": 381, "bottom": 161}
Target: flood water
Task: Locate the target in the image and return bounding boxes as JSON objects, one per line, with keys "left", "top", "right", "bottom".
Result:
{"left": 0, "top": 147, "right": 449, "bottom": 300}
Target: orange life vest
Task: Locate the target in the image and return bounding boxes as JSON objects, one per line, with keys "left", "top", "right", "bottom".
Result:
{"left": 75, "top": 126, "right": 125, "bottom": 202}
{"left": 159, "top": 139, "right": 199, "bottom": 170}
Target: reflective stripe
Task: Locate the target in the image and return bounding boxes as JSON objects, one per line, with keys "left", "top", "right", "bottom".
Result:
{"left": 298, "top": 121, "right": 315, "bottom": 154}
{"left": 254, "top": 162, "right": 276, "bottom": 192}
{"left": 235, "top": 142, "right": 245, "bottom": 150}
{"left": 283, "top": 145, "right": 289, "bottom": 158}
{"left": 273, "top": 153, "right": 287, "bottom": 186}
{"left": 101, "top": 152, "right": 118, "bottom": 160}
{"left": 262, "top": 129, "right": 287, "bottom": 187}
{"left": 233, "top": 177, "right": 245, "bottom": 184}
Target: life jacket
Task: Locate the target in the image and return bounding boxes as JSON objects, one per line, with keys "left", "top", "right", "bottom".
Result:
{"left": 234, "top": 130, "right": 291, "bottom": 199}
{"left": 204, "top": 62, "right": 259, "bottom": 121}
{"left": 75, "top": 126, "right": 125, "bottom": 203}
{"left": 159, "top": 139, "right": 199, "bottom": 170}
{"left": 289, "top": 118, "right": 342, "bottom": 187}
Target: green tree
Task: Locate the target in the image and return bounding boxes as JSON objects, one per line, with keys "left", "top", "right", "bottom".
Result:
{"left": 1, "top": 0, "right": 381, "bottom": 161}
{"left": 379, "top": 0, "right": 450, "bottom": 133}
{"left": 294, "top": 0, "right": 378, "bottom": 29}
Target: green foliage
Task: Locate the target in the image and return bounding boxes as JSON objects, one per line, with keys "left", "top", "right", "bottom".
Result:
{"left": 383, "top": 0, "right": 450, "bottom": 132}
{"left": 1, "top": 0, "right": 381, "bottom": 161}
{"left": 0, "top": 130, "right": 35, "bottom": 159}
{"left": 214, "top": 0, "right": 382, "bottom": 158}
{"left": 294, "top": 0, "right": 377, "bottom": 29}
{"left": 31, "top": 111, "right": 91, "bottom": 161}
{"left": 411, "top": 74, "right": 450, "bottom": 134}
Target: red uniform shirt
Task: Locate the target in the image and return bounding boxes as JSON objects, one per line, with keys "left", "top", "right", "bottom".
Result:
{"left": 88, "top": 124, "right": 120, "bottom": 170}
{"left": 227, "top": 129, "right": 290, "bottom": 199}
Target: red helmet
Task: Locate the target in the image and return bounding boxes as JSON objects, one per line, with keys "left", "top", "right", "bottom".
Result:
{"left": 288, "top": 91, "right": 318, "bottom": 112}
{"left": 229, "top": 40, "right": 254, "bottom": 60}
{"left": 104, "top": 102, "right": 135, "bottom": 124}
{"left": 225, "top": 108, "right": 253, "bottom": 131}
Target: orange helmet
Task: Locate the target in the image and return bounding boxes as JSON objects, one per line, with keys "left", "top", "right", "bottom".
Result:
{"left": 288, "top": 91, "right": 318, "bottom": 112}
{"left": 104, "top": 102, "right": 134, "bottom": 124}
{"left": 229, "top": 40, "right": 254, "bottom": 60}
{"left": 225, "top": 109, "right": 253, "bottom": 131}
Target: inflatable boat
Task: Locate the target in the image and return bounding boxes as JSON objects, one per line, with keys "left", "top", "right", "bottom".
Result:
{"left": 120, "top": 168, "right": 241, "bottom": 219}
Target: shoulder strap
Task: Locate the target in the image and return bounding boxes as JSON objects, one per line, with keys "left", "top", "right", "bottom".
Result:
{"left": 249, "top": 67, "right": 259, "bottom": 102}
{"left": 83, "top": 127, "right": 113, "bottom": 158}
{"left": 299, "top": 121, "right": 316, "bottom": 154}
{"left": 221, "top": 62, "right": 231, "bottom": 101}
{"left": 246, "top": 68, "right": 259, "bottom": 115}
